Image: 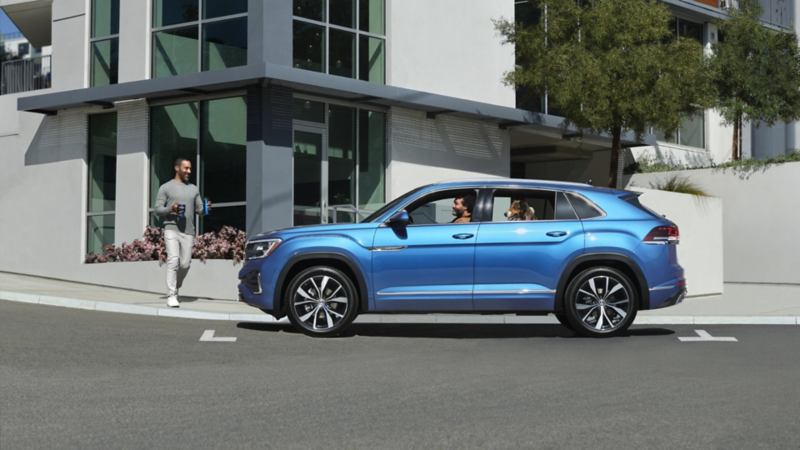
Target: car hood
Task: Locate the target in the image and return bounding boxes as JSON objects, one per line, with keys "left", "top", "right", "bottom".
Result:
{"left": 249, "top": 222, "right": 378, "bottom": 241}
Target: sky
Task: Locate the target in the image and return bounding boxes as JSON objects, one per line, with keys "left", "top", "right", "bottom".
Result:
{"left": 1, "top": 9, "right": 20, "bottom": 36}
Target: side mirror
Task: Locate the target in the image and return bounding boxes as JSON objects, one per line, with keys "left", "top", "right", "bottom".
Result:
{"left": 387, "top": 210, "right": 410, "bottom": 227}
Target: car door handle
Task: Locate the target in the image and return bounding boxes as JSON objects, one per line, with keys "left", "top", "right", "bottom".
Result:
{"left": 452, "top": 233, "right": 474, "bottom": 240}
{"left": 547, "top": 231, "right": 568, "bottom": 237}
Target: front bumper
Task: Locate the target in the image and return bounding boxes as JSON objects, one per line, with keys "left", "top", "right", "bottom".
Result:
{"left": 237, "top": 259, "right": 282, "bottom": 317}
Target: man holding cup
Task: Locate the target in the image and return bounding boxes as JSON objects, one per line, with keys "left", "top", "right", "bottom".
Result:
{"left": 154, "top": 158, "right": 211, "bottom": 308}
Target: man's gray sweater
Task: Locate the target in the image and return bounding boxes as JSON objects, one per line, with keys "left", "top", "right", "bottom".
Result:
{"left": 154, "top": 180, "right": 205, "bottom": 235}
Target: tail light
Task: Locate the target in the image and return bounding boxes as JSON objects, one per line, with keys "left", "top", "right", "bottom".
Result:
{"left": 643, "top": 226, "right": 679, "bottom": 245}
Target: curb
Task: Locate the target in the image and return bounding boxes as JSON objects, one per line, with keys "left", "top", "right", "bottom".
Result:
{"left": 2, "top": 290, "right": 799, "bottom": 325}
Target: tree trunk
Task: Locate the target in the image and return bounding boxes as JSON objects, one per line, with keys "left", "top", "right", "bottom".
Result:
{"left": 731, "top": 116, "right": 740, "bottom": 161}
{"left": 608, "top": 126, "right": 622, "bottom": 188}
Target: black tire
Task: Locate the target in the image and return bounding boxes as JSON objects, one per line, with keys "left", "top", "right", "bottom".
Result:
{"left": 285, "top": 266, "right": 359, "bottom": 337}
{"left": 564, "top": 267, "right": 638, "bottom": 338}
{"left": 554, "top": 313, "right": 575, "bottom": 331}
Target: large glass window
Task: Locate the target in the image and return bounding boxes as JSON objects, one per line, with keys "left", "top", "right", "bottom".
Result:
{"left": 87, "top": 112, "right": 118, "bottom": 254}
{"left": 149, "top": 96, "right": 247, "bottom": 233}
{"left": 292, "top": 97, "right": 386, "bottom": 224}
{"left": 90, "top": 0, "right": 120, "bottom": 87}
{"left": 293, "top": 0, "right": 386, "bottom": 84}
{"left": 358, "top": 109, "right": 385, "bottom": 211}
{"left": 152, "top": 0, "right": 247, "bottom": 78}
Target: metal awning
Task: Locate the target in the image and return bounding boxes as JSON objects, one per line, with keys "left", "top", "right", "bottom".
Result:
{"left": 18, "top": 62, "right": 641, "bottom": 149}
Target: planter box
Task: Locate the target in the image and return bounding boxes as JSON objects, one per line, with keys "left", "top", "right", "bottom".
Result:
{"left": 81, "top": 259, "right": 242, "bottom": 300}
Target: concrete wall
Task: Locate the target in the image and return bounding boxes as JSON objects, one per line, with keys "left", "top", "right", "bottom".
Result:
{"left": 386, "top": 107, "right": 510, "bottom": 199}
{"left": 388, "top": 0, "right": 515, "bottom": 107}
{"left": 51, "top": 0, "right": 85, "bottom": 90}
{"left": 625, "top": 162, "right": 800, "bottom": 285}
{"left": 628, "top": 187, "right": 723, "bottom": 297}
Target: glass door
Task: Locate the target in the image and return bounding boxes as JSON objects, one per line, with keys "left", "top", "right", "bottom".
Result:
{"left": 293, "top": 127, "right": 327, "bottom": 226}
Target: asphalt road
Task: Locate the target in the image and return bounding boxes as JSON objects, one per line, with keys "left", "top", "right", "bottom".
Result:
{"left": 2, "top": 300, "right": 800, "bottom": 449}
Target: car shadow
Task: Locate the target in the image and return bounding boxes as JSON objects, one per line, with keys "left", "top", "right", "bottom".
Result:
{"left": 236, "top": 322, "right": 676, "bottom": 339}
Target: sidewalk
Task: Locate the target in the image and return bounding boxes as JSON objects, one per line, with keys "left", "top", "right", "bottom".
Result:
{"left": 1, "top": 271, "right": 799, "bottom": 325}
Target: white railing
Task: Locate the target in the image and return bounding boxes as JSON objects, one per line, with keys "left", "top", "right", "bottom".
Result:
{"left": 329, "top": 204, "right": 374, "bottom": 224}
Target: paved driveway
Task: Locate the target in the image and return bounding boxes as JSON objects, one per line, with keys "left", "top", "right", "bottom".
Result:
{"left": 2, "top": 300, "right": 799, "bottom": 449}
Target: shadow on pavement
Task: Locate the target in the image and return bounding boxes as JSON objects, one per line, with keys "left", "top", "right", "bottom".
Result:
{"left": 236, "top": 322, "right": 676, "bottom": 339}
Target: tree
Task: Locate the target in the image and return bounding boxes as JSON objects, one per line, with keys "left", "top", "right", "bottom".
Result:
{"left": 710, "top": 0, "right": 800, "bottom": 161}
{"left": 495, "top": 0, "right": 715, "bottom": 187}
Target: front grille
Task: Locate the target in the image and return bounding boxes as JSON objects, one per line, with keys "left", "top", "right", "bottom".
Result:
{"left": 240, "top": 271, "right": 262, "bottom": 295}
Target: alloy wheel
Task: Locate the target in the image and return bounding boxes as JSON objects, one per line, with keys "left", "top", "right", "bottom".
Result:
{"left": 574, "top": 275, "right": 631, "bottom": 332}
{"left": 291, "top": 274, "right": 350, "bottom": 331}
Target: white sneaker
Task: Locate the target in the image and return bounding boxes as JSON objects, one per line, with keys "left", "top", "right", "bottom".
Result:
{"left": 167, "top": 296, "right": 180, "bottom": 308}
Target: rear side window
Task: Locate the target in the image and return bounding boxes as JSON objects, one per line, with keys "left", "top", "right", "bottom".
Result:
{"left": 566, "top": 193, "right": 604, "bottom": 219}
{"left": 624, "top": 195, "right": 663, "bottom": 219}
{"left": 490, "top": 189, "right": 555, "bottom": 221}
{"left": 555, "top": 192, "right": 578, "bottom": 220}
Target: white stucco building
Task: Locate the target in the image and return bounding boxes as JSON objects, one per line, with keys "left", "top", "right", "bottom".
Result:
{"left": 0, "top": 0, "right": 795, "bottom": 291}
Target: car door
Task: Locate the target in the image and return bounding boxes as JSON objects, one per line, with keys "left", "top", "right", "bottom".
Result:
{"left": 372, "top": 188, "right": 479, "bottom": 311}
{"left": 473, "top": 188, "right": 585, "bottom": 311}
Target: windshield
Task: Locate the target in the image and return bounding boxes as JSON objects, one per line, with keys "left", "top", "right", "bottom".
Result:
{"left": 363, "top": 185, "right": 431, "bottom": 223}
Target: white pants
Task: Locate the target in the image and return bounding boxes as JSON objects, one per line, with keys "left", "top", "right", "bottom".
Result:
{"left": 165, "top": 230, "right": 194, "bottom": 298}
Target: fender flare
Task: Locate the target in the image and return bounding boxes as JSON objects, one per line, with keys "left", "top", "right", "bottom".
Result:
{"left": 273, "top": 252, "right": 370, "bottom": 318}
{"left": 555, "top": 253, "right": 650, "bottom": 312}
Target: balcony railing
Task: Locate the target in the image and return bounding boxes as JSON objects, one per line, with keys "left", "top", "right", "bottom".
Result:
{"left": 1, "top": 55, "right": 51, "bottom": 95}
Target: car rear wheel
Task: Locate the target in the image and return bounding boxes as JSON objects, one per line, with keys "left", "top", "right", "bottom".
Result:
{"left": 564, "top": 267, "right": 638, "bottom": 338}
{"left": 285, "top": 266, "right": 358, "bottom": 337}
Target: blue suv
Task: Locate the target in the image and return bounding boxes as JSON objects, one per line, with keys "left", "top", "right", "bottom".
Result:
{"left": 238, "top": 179, "right": 686, "bottom": 338}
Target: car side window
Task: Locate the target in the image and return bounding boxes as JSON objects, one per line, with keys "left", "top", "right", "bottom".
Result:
{"left": 566, "top": 193, "right": 604, "bottom": 219}
{"left": 490, "top": 189, "right": 577, "bottom": 221}
{"left": 405, "top": 189, "right": 479, "bottom": 225}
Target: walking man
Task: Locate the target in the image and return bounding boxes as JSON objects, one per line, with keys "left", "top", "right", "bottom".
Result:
{"left": 154, "top": 158, "right": 211, "bottom": 308}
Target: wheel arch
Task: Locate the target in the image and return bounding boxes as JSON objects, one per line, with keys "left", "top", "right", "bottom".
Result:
{"left": 555, "top": 253, "right": 650, "bottom": 312}
{"left": 273, "top": 252, "right": 369, "bottom": 319}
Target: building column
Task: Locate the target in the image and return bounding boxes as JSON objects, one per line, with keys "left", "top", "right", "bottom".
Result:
{"left": 118, "top": 0, "right": 150, "bottom": 83}
{"left": 115, "top": 99, "right": 150, "bottom": 244}
{"left": 246, "top": 83, "right": 294, "bottom": 236}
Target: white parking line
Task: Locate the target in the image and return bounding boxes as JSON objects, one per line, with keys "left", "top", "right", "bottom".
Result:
{"left": 199, "top": 330, "right": 237, "bottom": 342}
{"left": 679, "top": 330, "right": 737, "bottom": 342}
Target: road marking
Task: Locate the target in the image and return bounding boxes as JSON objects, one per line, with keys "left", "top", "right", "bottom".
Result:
{"left": 199, "top": 330, "right": 237, "bottom": 342}
{"left": 679, "top": 330, "right": 737, "bottom": 342}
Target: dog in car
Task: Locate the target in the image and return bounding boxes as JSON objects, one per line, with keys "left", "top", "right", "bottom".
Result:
{"left": 504, "top": 199, "right": 536, "bottom": 221}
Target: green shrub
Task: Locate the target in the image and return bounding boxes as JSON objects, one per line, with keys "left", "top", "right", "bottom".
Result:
{"left": 649, "top": 174, "right": 711, "bottom": 197}
{"left": 625, "top": 150, "right": 800, "bottom": 174}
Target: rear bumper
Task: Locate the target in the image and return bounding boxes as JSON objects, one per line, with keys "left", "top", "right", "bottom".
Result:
{"left": 649, "top": 280, "right": 687, "bottom": 310}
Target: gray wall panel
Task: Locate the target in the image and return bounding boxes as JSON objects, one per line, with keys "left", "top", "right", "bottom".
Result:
{"left": 246, "top": 84, "right": 294, "bottom": 236}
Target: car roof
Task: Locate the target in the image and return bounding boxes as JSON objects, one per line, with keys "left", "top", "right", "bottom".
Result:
{"left": 431, "top": 178, "right": 627, "bottom": 195}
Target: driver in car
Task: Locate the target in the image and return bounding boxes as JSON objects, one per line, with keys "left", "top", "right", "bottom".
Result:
{"left": 451, "top": 192, "right": 475, "bottom": 223}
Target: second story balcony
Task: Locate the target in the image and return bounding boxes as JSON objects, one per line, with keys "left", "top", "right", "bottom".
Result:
{"left": 1, "top": 54, "right": 51, "bottom": 95}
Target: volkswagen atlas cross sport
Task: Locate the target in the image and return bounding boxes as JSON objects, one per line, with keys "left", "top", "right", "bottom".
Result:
{"left": 238, "top": 179, "right": 686, "bottom": 338}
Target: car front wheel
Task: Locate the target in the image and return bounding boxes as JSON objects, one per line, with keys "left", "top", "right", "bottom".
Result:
{"left": 285, "top": 266, "right": 358, "bottom": 337}
{"left": 564, "top": 267, "right": 638, "bottom": 338}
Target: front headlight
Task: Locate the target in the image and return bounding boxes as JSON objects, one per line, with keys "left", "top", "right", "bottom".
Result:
{"left": 245, "top": 239, "right": 281, "bottom": 260}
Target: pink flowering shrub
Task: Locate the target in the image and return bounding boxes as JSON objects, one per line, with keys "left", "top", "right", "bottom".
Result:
{"left": 85, "top": 225, "right": 246, "bottom": 264}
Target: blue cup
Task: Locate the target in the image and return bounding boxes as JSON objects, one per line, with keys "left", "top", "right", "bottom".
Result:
{"left": 203, "top": 198, "right": 210, "bottom": 215}
{"left": 178, "top": 204, "right": 186, "bottom": 218}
